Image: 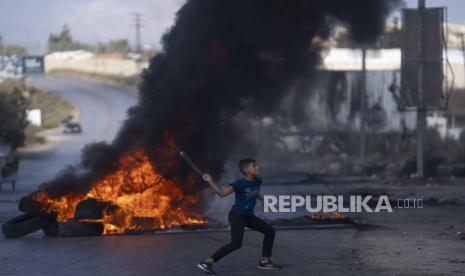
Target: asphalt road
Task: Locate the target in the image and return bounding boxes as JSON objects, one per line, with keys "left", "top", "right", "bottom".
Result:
{"left": 0, "top": 227, "right": 358, "bottom": 276}
{"left": 18, "top": 75, "right": 138, "bottom": 191}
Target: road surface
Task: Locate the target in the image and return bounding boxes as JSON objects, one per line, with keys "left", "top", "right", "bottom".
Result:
{"left": 19, "top": 75, "right": 138, "bottom": 190}
{"left": 0, "top": 226, "right": 357, "bottom": 275}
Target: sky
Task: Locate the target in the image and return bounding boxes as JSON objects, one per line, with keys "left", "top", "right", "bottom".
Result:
{"left": 0, "top": 0, "right": 464, "bottom": 54}
{"left": 0, "top": 0, "right": 187, "bottom": 53}
{"left": 402, "top": 0, "right": 465, "bottom": 22}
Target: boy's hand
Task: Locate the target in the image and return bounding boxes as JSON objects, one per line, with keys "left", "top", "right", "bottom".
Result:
{"left": 202, "top": 173, "right": 213, "bottom": 183}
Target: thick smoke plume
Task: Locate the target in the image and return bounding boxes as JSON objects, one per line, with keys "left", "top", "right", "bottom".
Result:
{"left": 37, "top": 0, "right": 401, "bottom": 199}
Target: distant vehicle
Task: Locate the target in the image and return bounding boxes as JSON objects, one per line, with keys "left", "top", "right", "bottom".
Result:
{"left": 63, "top": 122, "right": 82, "bottom": 134}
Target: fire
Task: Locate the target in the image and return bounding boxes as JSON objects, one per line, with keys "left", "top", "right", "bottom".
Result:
{"left": 308, "top": 212, "right": 347, "bottom": 220}
{"left": 33, "top": 150, "right": 206, "bottom": 235}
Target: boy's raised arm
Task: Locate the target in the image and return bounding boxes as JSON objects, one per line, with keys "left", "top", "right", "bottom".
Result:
{"left": 202, "top": 173, "right": 234, "bottom": 198}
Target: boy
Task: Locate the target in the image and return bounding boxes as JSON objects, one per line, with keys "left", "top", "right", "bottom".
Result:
{"left": 197, "top": 158, "right": 281, "bottom": 274}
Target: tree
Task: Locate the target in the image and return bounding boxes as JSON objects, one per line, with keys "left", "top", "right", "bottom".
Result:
{"left": 3, "top": 45, "right": 28, "bottom": 56}
{"left": 95, "top": 39, "right": 132, "bottom": 54}
{"left": 48, "top": 24, "right": 92, "bottom": 53}
{"left": 108, "top": 39, "right": 131, "bottom": 53}
{"left": 96, "top": 42, "right": 108, "bottom": 53}
{"left": 0, "top": 81, "right": 29, "bottom": 148}
{"left": 48, "top": 24, "right": 73, "bottom": 52}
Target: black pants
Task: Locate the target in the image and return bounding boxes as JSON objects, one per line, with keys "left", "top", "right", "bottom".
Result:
{"left": 211, "top": 210, "right": 275, "bottom": 262}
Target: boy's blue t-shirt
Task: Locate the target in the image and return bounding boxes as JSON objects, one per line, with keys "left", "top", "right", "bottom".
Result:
{"left": 229, "top": 177, "right": 262, "bottom": 216}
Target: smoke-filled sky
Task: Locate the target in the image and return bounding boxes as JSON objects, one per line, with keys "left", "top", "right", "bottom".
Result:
{"left": 0, "top": 0, "right": 463, "bottom": 54}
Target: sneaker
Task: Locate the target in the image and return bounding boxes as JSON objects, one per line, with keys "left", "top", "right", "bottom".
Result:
{"left": 257, "top": 259, "right": 282, "bottom": 270}
{"left": 197, "top": 260, "right": 215, "bottom": 274}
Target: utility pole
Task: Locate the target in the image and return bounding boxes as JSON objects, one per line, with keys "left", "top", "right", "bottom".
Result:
{"left": 416, "top": 0, "right": 426, "bottom": 178}
{"left": 461, "top": 32, "right": 465, "bottom": 89}
{"left": 131, "top": 12, "right": 143, "bottom": 55}
{"left": 359, "top": 47, "right": 367, "bottom": 164}
{"left": 0, "top": 34, "right": 4, "bottom": 57}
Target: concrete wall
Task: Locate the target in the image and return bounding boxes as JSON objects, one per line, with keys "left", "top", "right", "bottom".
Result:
{"left": 44, "top": 57, "right": 148, "bottom": 77}
{"left": 448, "top": 63, "right": 465, "bottom": 90}
{"left": 45, "top": 48, "right": 464, "bottom": 89}
{"left": 323, "top": 48, "right": 465, "bottom": 89}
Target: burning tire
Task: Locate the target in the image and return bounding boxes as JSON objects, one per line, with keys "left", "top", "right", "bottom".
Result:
{"left": 74, "top": 198, "right": 111, "bottom": 220}
{"left": 57, "top": 221, "right": 104, "bottom": 237}
{"left": 42, "top": 221, "right": 59, "bottom": 237}
{"left": 2, "top": 213, "right": 50, "bottom": 238}
{"left": 18, "top": 196, "right": 57, "bottom": 221}
{"left": 42, "top": 221, "right": 104, "bottom": 237}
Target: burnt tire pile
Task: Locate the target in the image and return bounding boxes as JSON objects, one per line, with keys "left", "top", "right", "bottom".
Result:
{"left": 1, "top": 197, "right": 104, "bottom": 238}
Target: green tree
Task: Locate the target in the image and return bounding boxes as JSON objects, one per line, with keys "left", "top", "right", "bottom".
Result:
{"left": 96, "top": 42, "right": 108, "bottom": 53}
{"left": 47, "top": 24, "right": 93, "bottom": 53}
{"left": 3, "top": 45, "right": 28, "bottom": 56}
{"left": 48, "top": 24, "right": 73, "bottom": 52}
{"left": 107, "top": 39, "right": 131, "bottom": 53}
{"left": 0, "top": 81, "right": 29, "bottom": 148}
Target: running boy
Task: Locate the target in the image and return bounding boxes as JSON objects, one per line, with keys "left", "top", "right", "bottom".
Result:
{"left": 197, "top": 158, "right": 281, "bottom": 274}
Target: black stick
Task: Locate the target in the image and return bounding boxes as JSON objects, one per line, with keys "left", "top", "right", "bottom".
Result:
{"left": 179, "top": 151, "right": 204, "bottom": 176}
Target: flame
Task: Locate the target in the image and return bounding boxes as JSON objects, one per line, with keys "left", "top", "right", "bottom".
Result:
{"left": 308, "top": 212, "right": 347, "bottom": 220}
{"left": 33, "top": 149, "right": 206, "bottom": 235}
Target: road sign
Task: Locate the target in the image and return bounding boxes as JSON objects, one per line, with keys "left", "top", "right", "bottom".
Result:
{"left": 401, "top": 7, "right": 444, "bottom": 108}
{"left": 22, "top": 56, "right": 44, "bottom": 74}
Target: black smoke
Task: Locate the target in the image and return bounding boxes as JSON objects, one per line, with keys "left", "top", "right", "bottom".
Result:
{"left": 37, "top": 0, "right": 401, "bottom": 198}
